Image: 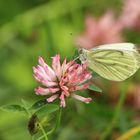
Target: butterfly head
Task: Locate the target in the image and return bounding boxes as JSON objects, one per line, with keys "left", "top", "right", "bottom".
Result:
{"left": 78, "top": 48, "right": 88, "bottom": 64}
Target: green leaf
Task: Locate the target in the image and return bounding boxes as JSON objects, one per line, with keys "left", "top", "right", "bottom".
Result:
{"left": 1, "top": 104, "right": 26, "bottom": 113}
{"left": 30, "top": 99, "right": 47, "bottom": 110}
{"left": 88, "top": 84, "right": 102, "bottom": 93}
{"left": 35, "top": 104, "right": 59, "bottom": 119}
{"left": 21, "top": 99, "right": 31, "bottom": 109}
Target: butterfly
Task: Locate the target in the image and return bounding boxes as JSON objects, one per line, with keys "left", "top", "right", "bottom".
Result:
{"left": 78, "top": 43, "right": 140, "bottom": 81}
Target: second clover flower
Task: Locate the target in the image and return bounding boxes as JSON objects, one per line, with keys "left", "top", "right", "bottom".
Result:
{"left": 33, "top": 54, "right": 92, "bottom": 107}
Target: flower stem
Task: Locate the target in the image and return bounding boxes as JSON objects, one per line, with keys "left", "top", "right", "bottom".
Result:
{"left": 100, "top": 83, "right": 129, "bottom": 140}
{"left": 36, "top": 108, "right": 62, "bottom": 140}
{"left": 47, "top": 107, "right": 62, "bottom": 135}
{"left": 38, "top": 122, "right": 48, "bottom": 140}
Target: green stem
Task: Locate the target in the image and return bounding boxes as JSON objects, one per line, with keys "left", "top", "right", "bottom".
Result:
{"left": 37, "top": 108, "right": 62, "bottom": 140}
{"left": 37, "top": 122, "right": 48, "bottom": 140}
{"left": 47, "top": 107, "right": 62, "bottom": 135}
{"left": 100, "top": 83, "right": 129, "bottom": 140}
{"left": 21, "top": 100, "right": 32, "bottom": 117}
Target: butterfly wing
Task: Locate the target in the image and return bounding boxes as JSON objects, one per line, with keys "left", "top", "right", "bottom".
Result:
{"left": 84, "top": 43, "right": 140, "bottom": 81}
{"left": 91, "top": 43, "right": 137, "bottom": 51}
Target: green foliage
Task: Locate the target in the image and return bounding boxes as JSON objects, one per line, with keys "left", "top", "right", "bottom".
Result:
{"left": 21, "top": 99, "right": 32, "bottom": 109}
{"left": 1, "top": 100, "right": 60, "bottom": 138}
{"left": 31, "top": 99, "right": 48, "bottom": 110}
{"left": 1, "top": 104, "right": 26, "bottom": 113}
{"left": 35, "top": 104, "right": 59, "bottom": 119}
{"left": 131, "top": 132, "right": 140, "bottom": 140}
{"left": 27, "top": 101, "right": 60, "bottom": 136}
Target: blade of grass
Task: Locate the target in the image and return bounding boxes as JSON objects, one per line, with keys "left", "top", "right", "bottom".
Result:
{"left": 116, "top": 125, "right": 140, "bottom": 140}
{"left": 100, "top": 82, "right": 130, "bottom": 140}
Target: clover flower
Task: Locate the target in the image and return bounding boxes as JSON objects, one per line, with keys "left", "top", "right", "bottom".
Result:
{"left": 119, "top": 0, "right": 140, "bottom": 30}
{"left": 33, "top": 55, "right": 92, "bottom": 107}
{"left": 76, "top": 11, "right": 123, "bottom": 49}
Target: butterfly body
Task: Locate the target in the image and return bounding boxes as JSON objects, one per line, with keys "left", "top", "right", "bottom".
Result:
{"left": 79, "top": 43, "right": 140, "bottom": 81}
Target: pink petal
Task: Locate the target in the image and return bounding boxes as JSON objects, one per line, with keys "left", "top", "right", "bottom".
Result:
{"left": 47, "top": 94, "right": 59, "bottom": 102}
{"left": 44, "top": 65, "right": 56, "bottom": 81}
{"left": 61, "top": 58, "right": 67, "bottom": 74}
{"left": 68, "top": 63, "right": 79, "bottom": 72}
{"left": 60, "top": 92, "right": 66, "bottom": 107}
{"left": 34, "top": 65, "right": 52, "bottom": 81}
{"left": 78, "top": 72, "right": 92, "bottom": 85}
{"left": 71, "top": 94, "right": 92, "bottom": 103}
{"left": 41, "top": 80, "right": 58, "bottom": 87}
{"left": 60, "top": 86, "right": 70, "bottom": 97}
{"left": 63, "top": 60, "right": 75, "bottom": 73}
{"left": 38, "top": 57, "right": 56, "bottom": 81}
{"left": 38, "top": 56, "right": 46, "bottom": 66}
{"left": 33, "top": 71, "right": 43, "bottom": 81}
{"left": 70, "top": 81, "right": 92, "bottom": 92}
{"left": 52, "top": 54, "right": 62, "bottom": 79}
{"left": 35, "top": 87, "right": 60, "bottom": 95}
{"left": 33, "top": 74, "right": 41, "bottom": 82}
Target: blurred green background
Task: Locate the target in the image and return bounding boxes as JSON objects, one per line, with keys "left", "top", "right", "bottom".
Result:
{"left": 0, "top": 0, "right": 140, "bottom": 140}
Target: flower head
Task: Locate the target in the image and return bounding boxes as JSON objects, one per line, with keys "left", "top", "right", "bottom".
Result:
{"left": 33, "top": 55, "right": 92, "bottom": 107}
{"left": 119, "top": 0, "right": 140, "bottom": 30}
{"left": 76, "top": 11, "right": 123, "bottom": 49}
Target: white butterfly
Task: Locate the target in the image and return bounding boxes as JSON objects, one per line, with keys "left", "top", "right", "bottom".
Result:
{"left": 79, "top": 43, "right": 140, "bottom": 81}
